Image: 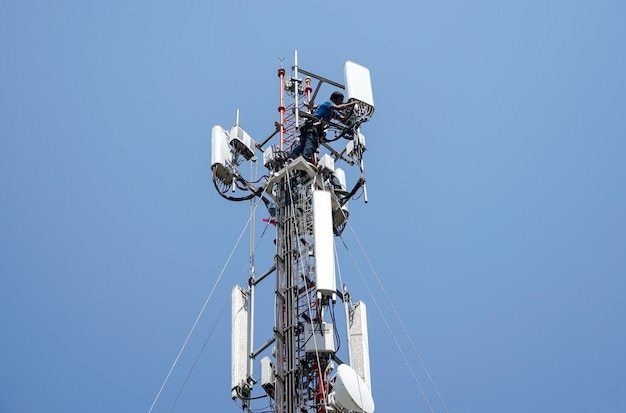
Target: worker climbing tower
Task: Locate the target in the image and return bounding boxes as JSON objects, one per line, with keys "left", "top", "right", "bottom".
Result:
{"left": 211, "top": 52, "right": 375, "bottom": 413}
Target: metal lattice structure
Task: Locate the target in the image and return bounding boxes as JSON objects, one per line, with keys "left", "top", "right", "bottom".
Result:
{"left": 212, "top": 52, "right": 376, "bottom": 413}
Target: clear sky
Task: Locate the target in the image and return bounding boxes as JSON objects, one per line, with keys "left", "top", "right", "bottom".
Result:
{"left": 2, "top": 1, "right": 625, "bottom": 412}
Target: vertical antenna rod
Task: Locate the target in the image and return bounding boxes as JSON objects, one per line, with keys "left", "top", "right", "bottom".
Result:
{"left": 277, "top": 62, "right": 286, "bottom": 150}
{"left": 293, "top": 50, "right": 300, "bottom": 128}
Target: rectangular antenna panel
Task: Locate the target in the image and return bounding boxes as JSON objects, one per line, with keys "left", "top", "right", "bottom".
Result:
{"left": 212, "top": 126, "right": 234, "bottom": 186}
{"left": 231, "top": 285, "right": 249, "bottom": 399}
{"left": 343, "top": 61, "right": 375, "bottom": 120}
{"left": 349, "top": 301, "right": 372, "bottom": 390}
{"left": 260, "top": 356, "right": 275, "bottom": 399}
{"left": 228, "top": 125, "right": 257, "bottom": 161}
{"left": 313, "top": 190, "right": 336, "bottom": 297}
{"left": 211, "top": 125, "right": 231, "bottom": 167}
{"left": 318, "top": 154, "right": 335, "bottom": 174}
{"left": 304, "top": 322, "right": 335, "bottom": 353}
{"left": 334, "top": 167, "right": 347, "bottom": 189}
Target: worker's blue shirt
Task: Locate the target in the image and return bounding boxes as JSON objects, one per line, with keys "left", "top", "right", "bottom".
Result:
{"left": 313, "top": 100, "right": 334, "bottom": 121}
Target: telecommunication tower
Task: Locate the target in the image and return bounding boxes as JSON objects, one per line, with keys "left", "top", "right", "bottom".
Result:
{"left": 211, "top": 52, "right": 376, "bottom": 413}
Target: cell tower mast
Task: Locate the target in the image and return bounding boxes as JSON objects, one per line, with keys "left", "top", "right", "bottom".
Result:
{"left": 211, "top": 52, "right": 375, "bottom": 413}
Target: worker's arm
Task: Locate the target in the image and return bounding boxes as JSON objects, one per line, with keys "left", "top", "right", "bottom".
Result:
{"left": 330, "top": 101, "right": 357, "bottom": 122}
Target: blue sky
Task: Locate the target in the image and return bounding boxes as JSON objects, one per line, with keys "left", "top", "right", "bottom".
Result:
{"left": 2, "top": 1, "right": 625, "bottom": 412}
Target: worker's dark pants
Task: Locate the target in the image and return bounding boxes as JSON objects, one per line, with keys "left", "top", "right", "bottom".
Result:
{"left": 288, "top": 123, "right": 319, "bottom": 162}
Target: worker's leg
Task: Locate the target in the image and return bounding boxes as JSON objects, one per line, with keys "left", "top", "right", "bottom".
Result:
{"left": 288, "top": 137, "right": 304, "bottom": 159}
{"left": 302, "top": 129, "right": 319, "bottom": 162}
{"left": 287, "top": 124, "right": 311, "bottom": 159}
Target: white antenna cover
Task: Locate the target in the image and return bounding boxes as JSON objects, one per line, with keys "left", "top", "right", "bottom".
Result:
{"left": 211, "top": 125, "right": 234, "bottom": 185}
{"left": 330, "top": 364, "right": 375, "bottom": 413}
{"left": 211, "top": 125, "right": 231, "bottom": 167}
{"left": 313, "top": 190, "right": 336, "bottom": 297}
{"left": 334, "top": 168, "right": 347, "bottom": 190}
{"left": 231, "top": 285, "right": 249, "bottom": 399}
{"left": 348, "top": 301, "right": 371, "bottom": 390}
{"left": 343, "top": 61, "right": 374, "bottom": 121}
{"left": 318, "top": 154, "right": 335, "bottom": 175}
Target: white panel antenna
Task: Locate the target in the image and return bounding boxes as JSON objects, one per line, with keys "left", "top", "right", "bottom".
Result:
{"left": 333, "top": 167, "right": 347, "bottom": 193}
{"left": 343, "top": 61, "right": 375, "bottom": 122}
{"left": 318, "top": 154, "right": 335, "bottom": 175}
{"left": 211, "top": 125, "right": 234, "bottom": 185}
{"left": 260, "top": 356, "right": 275, "bottom": 399}
{"left": 313, "top": 190, "right": 336, "bottom": 298}
{"left": 348, "top": 301, "right": 371, "bottom": 390}
{"left": 231, "top": 285, "right": 249, "bottom": 399}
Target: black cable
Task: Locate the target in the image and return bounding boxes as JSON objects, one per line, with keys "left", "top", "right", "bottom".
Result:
{"left": 212, "top": 175, "right": 260, "bottom": 202}
{"left": 329, "top": 303, "right": 341, "bottom": 352}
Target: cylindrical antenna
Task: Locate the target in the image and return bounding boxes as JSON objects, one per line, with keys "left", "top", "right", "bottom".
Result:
{"left": 294, "top": 50, "right": 300, "bottom": 128}
{"left": 277, "top": 65, "right": 286, "bottom": 150}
